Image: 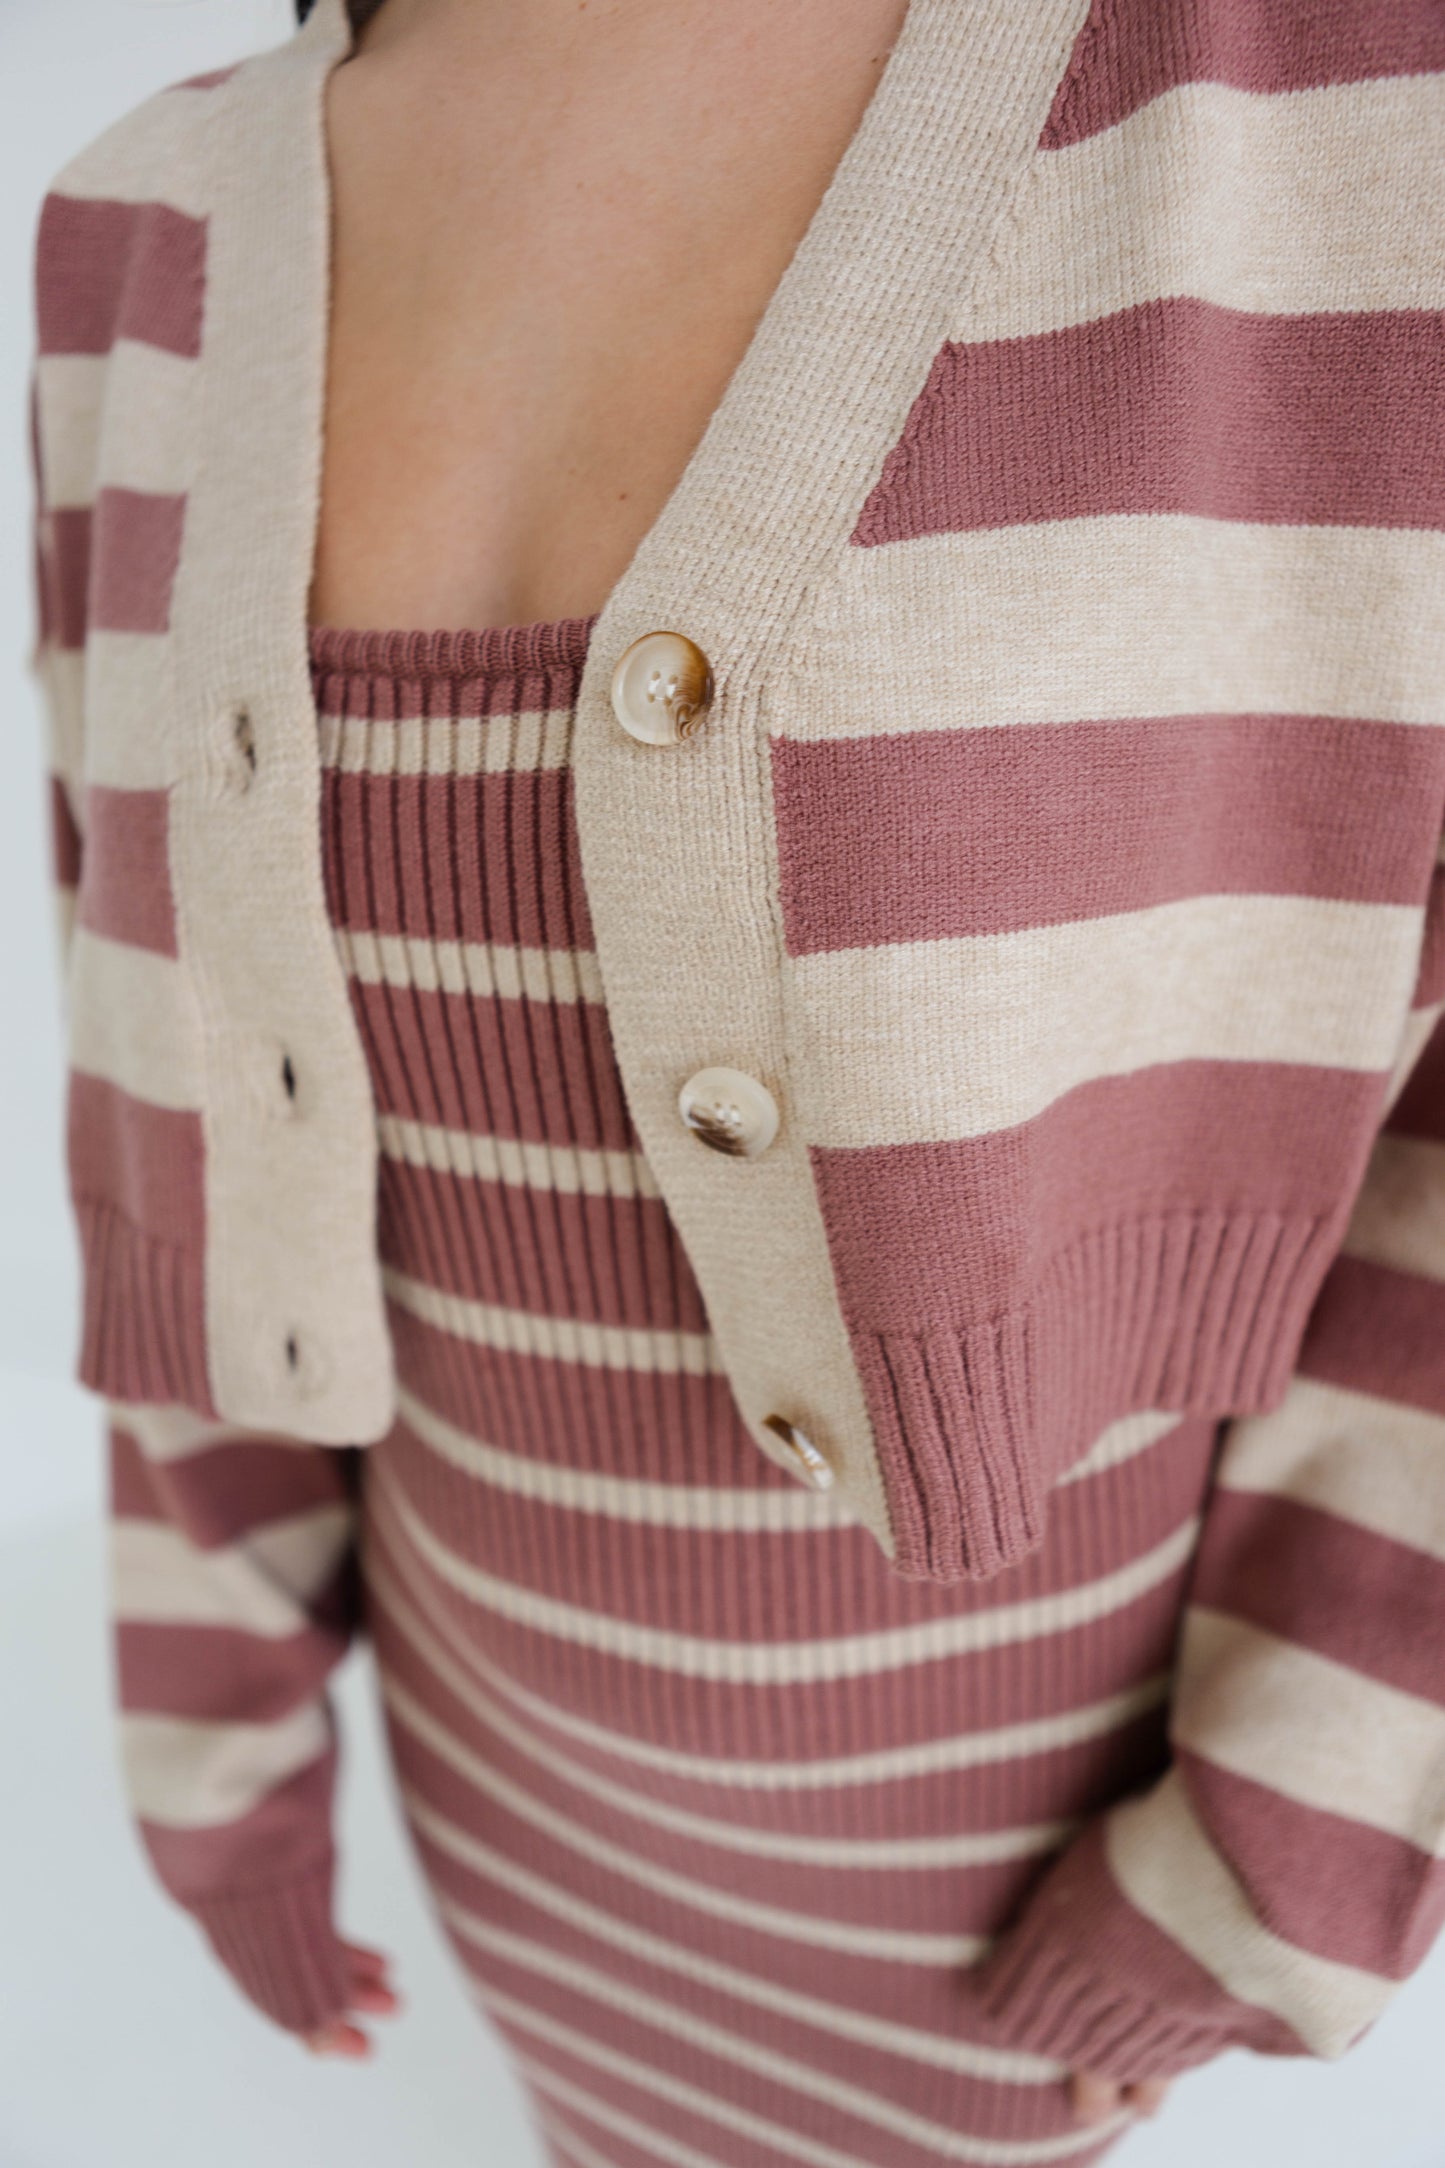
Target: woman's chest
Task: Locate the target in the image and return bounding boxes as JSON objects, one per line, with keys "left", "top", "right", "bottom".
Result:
{"left": 307, "top": 0, "right": 909, "bottom": 634}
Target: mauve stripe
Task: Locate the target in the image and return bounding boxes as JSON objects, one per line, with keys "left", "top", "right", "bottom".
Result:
{"left": 47, "top": 505, "right": 90, "bottom": 650}
{"left": 808, "top": 1062, "right": 1379, "bottom": 1328}
{"left": 1390, "top": 1015, "right": 1445, "bottom": 1143}
{"left": 364, "top": 1484, "right": 1194, "bottom": 1766}
{"left": 1299, "top": 1254, "right": 1445, "bottom": 1415}
{"left": 382, "top": 1409, "right": 1210, "bottom": 1639}
{"left": 76, "top": 785, "right": 176, "bottom": 955}
{"left": 419, "top": 1852, "right": 1036, "bottom": 2111}
{"left": 772, "top": 716, "right": 1445, "bottom": 953}
{"left": 139, "top": 1749, "right": 336, "bottom": 1897}
{"left": 1189, "top": 1486, "right": 1445, "bottom": 1707}
{"left": 407, "top": 1852, "right": 1079, "bottom": 2157}
{"left": 175, "top": 65, "right": 241, "bottom": 91}
{"left": 323, "top": 770, "right": 586, "bottom": 949}
{"left": 1175, "top": 1747, "right": 1445, "bottom": 1981}
{"left": 117, "top": 1616, "right": 347, "bottom": 1726}
{"left": 443, "top": 1937, "right": 1081, "bottom": 2168}
{"left": 348, "top": 978, "right": 634, "bottom": 1151}
{"left": 384, "top": 1302, "right": 756, "bottom": 1482}
{"left": 309, "top": 616, "right": 596, "bottom": 689}
{"left": 90, "top": 487, "right": 186, "bottom": 635}
{"left": 380, "top": 1158, "right": 704, "bottom": 1329}
{"left": 36, "top": 194, "right": 206, "bottom": 358}
{"left": 108, "top": 1424, "right": 353, "bottom": 1544}
{"left": 50, "top": 774, "right": 83, "bottom": 888}
{"left": 396, "top": 1718, "right": 1038, "bottom": 1943}
{"left": 67, "top": 1070, "right": 204, "bottom": 1251}
{"left": 368, "top": 1568, "right": 1169, "bottom": 1843}
{"left": 1040, "top": 0, "right": 1445, "bottom": 151}
{"left": 77, "top": 1198, "right": 213, "bottom": 1414}
{"left": 853, "top": 301, "right": 1445, "bottom": 546}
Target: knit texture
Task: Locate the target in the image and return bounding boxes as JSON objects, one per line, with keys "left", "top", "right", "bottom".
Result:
{"left": 26, "top": 0, "right": 1445, "bottom": 2136}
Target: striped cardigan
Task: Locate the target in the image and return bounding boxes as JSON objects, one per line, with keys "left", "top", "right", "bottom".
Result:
{"left": 27, "top": 0, "right": 1445, "bottom": 2078}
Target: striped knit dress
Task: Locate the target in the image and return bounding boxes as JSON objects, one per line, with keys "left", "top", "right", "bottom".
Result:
{"left": 307, "top": 613, "right": 1220, "bottom": 2168}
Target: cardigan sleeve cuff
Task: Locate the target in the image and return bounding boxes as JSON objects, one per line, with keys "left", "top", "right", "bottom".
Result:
{"left": 972, "top": 1818, "right": 1242, "bottom": 2083}
{"left": 189, "top": 1866, "right": 351, "bottom": 2035}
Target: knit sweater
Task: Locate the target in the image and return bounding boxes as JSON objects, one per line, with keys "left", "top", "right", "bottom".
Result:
{"left": 26, "top": 0, "right": 1445, "bottom": 2098}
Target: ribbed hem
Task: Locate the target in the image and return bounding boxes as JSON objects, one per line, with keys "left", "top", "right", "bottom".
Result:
{"left": 859, "top": 1207, "right": 1341, "bottom": 1580}
{"left": 191, "top": 1867, "right": 350, "bottom": 2035}
{"left": 307, "top": 614, "right": 599, "bottom": 683}
{"left": 75, "top": 1200, "right": 214, "bottom": 1415}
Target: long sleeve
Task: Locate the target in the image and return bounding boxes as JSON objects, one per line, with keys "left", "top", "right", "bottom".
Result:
{"left": 977, "top": 860, "right": 1445, "bottom": 2081}
{"left": 107, "top": 1404, "right": 361, "bottom": 2032}
{"left": 29, "top": 350, "right": 363, "bottom": 2040}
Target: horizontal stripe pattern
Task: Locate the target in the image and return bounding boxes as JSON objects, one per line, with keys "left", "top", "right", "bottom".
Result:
{"left": 855, "top": 299, "right": 1445, "bottom": 546}
{"left": 40, "top": 11, "right": 1445, "bottom": 2133}
{"left": 1039, "top": 0, "right": 1445, "bottom": 150}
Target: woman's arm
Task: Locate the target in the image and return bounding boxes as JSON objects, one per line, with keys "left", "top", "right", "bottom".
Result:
{"left": 28, "top": 349, "right": 390, "bottom": 2048}
{"left": 976, "top": 861, "right": 1445, "bottom": 2082}
{"left": 107, "top": 1404, "right": 368, "bottom": 2035}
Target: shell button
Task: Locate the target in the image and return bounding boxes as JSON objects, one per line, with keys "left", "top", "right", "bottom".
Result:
{"left": 610, "top": 631, "right": 714, "bottom": 745}
{"left": 762, "top": 1415, "right": 835, "bottom": 1492}
{"left": 677, "top": 1066, "right": 779, "bottom": 1159}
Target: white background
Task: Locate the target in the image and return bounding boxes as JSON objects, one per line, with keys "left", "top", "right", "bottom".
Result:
{"left": 2, "top": 6, "right": 1443, "bottom": 2164}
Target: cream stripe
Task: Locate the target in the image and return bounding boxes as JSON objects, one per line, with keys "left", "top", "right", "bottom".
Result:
{"left": 78, "top": 633, "right": 174, "bottom": 789}
{"left": 795, "top": 896, "right": 1417, "bottom": 1150}
{"left": 336, "top": 926, "right": 604, "bottom": 1005}
{"left": 67, "top": 926, "right": 204, "bottom": 1111}
{"left": 1342, "top": 1131, "right": 1445, "bottom": 1283}
{"left": 385, "top": 1701, "right": 982, "bottom": 1965}
{"left": 36, "top": 344, "right": 196, "bottom": 506}
{"left": 111, "top": 1506, "right": 351, "bottom": 1635}
{"left": 1174, "top": 1609, "right": 1445, "bottom": 1857}
{"left": 488, "top": 1987, "right": 1114, "bottom": 2168}
{"left": 1057, "top": 1409, "right": 1183, "bottom": 1486}
{"left": 406, "top": 1787, "right": 1056, "bottom": 2081}
{"left": 377, "top": 1112, "right": 660, "bottom": 1201}
{"left": 50, "top": 84, "right": 215, "bottom": 214}
{"left": 434, "top": 1893, "right": 1040, "bottom": 2158}
{"left": 397, "top": 1383, "right": 850, "bottom": 1533}
{"left": 800, "top": 518, "right": 1445, "bottom": 738}
{"left": 973, "top": 75, "right": 1445, "bottom": 340}
{"left": 1106, "top": 1767, "right": 1392, "bottom": 2058}
{"left": 369, "top": 1534, "right": 1174, "bottom": 1792}
{"left": 382, "top": 1268, "right": 721, "bottom": 1378}
{"left": 317, "top": 705, "right": 574, "bottom": 776}
{"left": 389, "top": 1656, "right": 1075, "bottom": 1876}
{"left": 119, "top": 1704, "right": 329, "bottom": 1828}
{"left": 374, "top": 1462, "right": 1199, "bottom": 1684}
{"left": 1219, "top": 1378, "right": 1445, "bottom": 1563}
{"left": 106, "top": 1398, "right": 262, "bottom": 1464}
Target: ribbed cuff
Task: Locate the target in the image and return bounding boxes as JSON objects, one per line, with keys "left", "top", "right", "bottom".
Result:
{"left": 972, "top": 1818, "right": 1239, "bottom": 2083}
{"left": 190, "top": 1867, "right": 351, "bottom": 2035}
{"left": 976, "top": 1921, "right": 1235, "bottom": 2082}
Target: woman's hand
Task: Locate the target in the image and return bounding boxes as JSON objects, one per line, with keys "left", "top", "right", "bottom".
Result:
{"left": 301, "top": 1939, "right": 401, "bottom": 2058}
{"left": 1069, "top": 2068, "right": 1172, "bottom": 2126}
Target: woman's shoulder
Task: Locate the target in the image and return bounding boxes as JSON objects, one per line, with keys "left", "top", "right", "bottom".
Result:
{"left": 33, "top": 40, "right": 295, "bottom": 368}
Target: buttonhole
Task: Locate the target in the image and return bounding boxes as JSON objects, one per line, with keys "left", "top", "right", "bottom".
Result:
{"left": 281, "top": 1053, "right": 297, "bottom": 1103}
{"left": 285, "top": 1331, "right": 300, "bottom": 1373}
{"left": 233, "top": 706, "right": 257, "bottom": 774}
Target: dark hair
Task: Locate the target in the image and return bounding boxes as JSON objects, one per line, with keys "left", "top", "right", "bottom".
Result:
{"left": 297, "top": 0, "right": 389, "bottom": 23}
